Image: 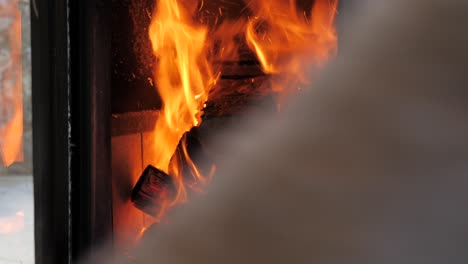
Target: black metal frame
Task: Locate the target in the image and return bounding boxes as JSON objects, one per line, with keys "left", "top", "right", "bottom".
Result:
{"left": 32, "top": 0, "right": 112, "bottom": 263}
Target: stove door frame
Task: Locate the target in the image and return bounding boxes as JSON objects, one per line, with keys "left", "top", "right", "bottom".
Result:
{"left": 31, "top": 0, "right": 112, "bottom": 263}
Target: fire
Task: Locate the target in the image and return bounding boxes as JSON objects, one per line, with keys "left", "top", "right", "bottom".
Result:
{"left": 0, "top": 0, "right": 23, "bottom": 167}
{"left": 245, "top": 0, "right": 338, "bottom": 95}
{"left": 146, "top": 0, "right": 338, "bottom": 216}
{"left": 148, "top": 0, "right": 217, "bottom": 215}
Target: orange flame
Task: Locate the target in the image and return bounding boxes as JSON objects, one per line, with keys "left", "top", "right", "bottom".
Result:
{"left": 246, "top": 0, "right": 338, "bottom": 94}
{"left": 148, "top": 0, "right": 217, "bottom": 214}
{"left": 146, "top": 0, "right": 338, "bottom": 216}
{"left": 0, "top": 0, "right": 23, "bottom": 167}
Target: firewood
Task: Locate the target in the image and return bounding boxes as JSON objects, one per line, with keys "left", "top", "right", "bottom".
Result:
{"left": 131, "top": 85, "right": 277, "bottom": 216}
{"left": 131, "top": 165, "right": 175, "bottom": 217}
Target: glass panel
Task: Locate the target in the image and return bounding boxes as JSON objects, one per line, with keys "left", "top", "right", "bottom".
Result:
{"left": 0, "top": 0, "right": 34, "bottom": 263}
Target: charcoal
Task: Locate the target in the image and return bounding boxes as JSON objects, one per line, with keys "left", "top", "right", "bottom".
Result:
{"left": 131, "top": 165, "right": 176, "bottom": 217}
{"left": 169, "top": 128, "right": 214, "bottom": 189}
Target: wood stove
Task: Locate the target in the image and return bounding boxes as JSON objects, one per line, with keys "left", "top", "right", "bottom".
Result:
{"left": 31, "top": 0, "right": 349, "bottom": 263}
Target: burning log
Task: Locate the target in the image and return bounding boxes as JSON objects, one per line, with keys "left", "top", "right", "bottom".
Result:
{"left": 170, "top": 128, "right": 214, "bottom": 187}
{"left": 131, "top": 165, "right": 175, "bottom": 217}
{"left": 131, "top": 63, "right": 277, "bottom": 217}
{"left": 131, "top": 91, "right": 277, "bottom": 216}
{"left": 131, "top": 130, "right": 210, "bottom": 217}
{"left": 131, "top": 127, "right": 214, "bottom": 217}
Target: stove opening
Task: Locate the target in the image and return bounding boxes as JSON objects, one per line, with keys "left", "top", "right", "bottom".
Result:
{"left": 111, "top": 0, "right": 338, "bottom": 257}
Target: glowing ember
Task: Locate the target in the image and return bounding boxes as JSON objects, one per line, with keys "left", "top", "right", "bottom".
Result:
{"left": 146, "top": 0, "right": 338, "bottom": 216}
{"left": 0, "top": 0, "right": 23, "bottom": 167}
{"left": 0, "top": 211, "right": 25, "bottom": 234}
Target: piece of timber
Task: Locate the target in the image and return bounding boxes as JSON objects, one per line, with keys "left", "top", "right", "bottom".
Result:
{"left": 131, "top": 165, "right": 175, "bottom": 217}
